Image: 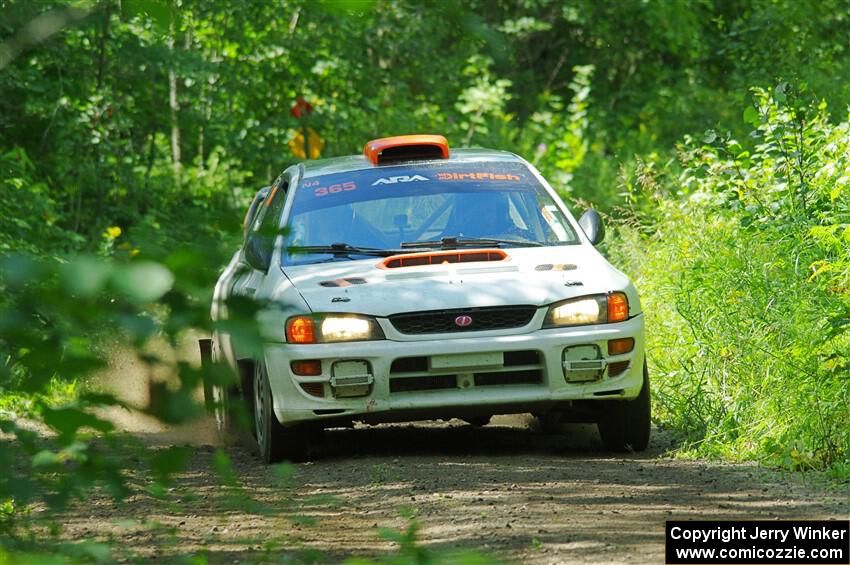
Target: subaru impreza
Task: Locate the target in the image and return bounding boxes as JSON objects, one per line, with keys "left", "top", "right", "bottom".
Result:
{"left": 206, "top": 134, "right": 649, "bottom": 462}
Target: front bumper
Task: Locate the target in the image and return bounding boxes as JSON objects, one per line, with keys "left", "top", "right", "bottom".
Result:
{"left": 264, "top": 314, "right": 645, "bottom": 426}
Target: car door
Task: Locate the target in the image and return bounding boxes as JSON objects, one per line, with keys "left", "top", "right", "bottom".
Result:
{"left": 230, "top": 177, "right": 290, "bottom": 298}
{"left": 213, "top": 186, "right": 271, "bottom": 321}
{"left": 213, "top": 184, "right": 281, "bottom": 368}
{"left": 223, "top": 175, "right": 292, "bottom": 362}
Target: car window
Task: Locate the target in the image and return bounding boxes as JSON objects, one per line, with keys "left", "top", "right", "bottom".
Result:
{"left": 350, "top": 192, "right": 452, "bottom": 241}
{"left": 242, "top": 187, "right": 270, "bottom": 239}
{"left": 252, "top": 178, "right": 288, "bottom": 235}
{"left": 282, "top": 161, "right": 579, "bottom": 265}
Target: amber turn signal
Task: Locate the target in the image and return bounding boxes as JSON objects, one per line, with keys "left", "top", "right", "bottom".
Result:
{"left": 608, "top": 337, "right": 635, "bottom": 356}
{"left": 607, "top": 292, "right": 629, "bottom": 323}
{"left": 286, "top": 316, "right": 316, "bottom": 344}
{"left": 291, "top": 360, "right": 322, "bottom": 376}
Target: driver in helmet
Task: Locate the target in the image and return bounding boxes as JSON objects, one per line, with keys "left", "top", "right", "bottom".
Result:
{"left": 447, "top": 191, "right": 531, "bottom": 240}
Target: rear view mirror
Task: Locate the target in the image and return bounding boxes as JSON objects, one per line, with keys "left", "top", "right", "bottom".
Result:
{"left": 578, "top": 209, "right": 605, "bottom": 245}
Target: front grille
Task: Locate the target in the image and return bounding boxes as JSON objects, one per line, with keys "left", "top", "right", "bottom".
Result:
{"left": 390, "top": 374, "right": 457, "bottom": 393}
{"left": 504, "top": 350, "right": 540, "bottom": 366}
{"left": 390, "top": 351, "right": 540, "bottom": 374}
{"left": 474, "top": 369, "right": 542, "bottom": 386}
{"left": 389, "top": 350, "right": 544, "bottom": 394}
{"left": 389, "top": 305, "right": 537, "bottom": 335}
{"left": 391, "top": 357, "right": 428, "bottom": 373}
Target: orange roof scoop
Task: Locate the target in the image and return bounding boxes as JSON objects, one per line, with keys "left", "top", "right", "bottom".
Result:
{"left": 364, "top": 134, "right": 449, "bottom": 165}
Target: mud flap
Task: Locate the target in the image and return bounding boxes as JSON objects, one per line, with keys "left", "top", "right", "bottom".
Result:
{"left": 199, "top": 338, "right": 214, "bottom": 412}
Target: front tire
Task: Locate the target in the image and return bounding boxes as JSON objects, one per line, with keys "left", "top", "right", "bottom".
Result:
{"left": 253, "top": 360, "right": 309, "bottom": 463}
{"left": 597, "top": 361, "right": 651, "bottom": 452}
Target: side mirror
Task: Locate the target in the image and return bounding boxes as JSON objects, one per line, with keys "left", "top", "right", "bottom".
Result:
{"left": 578, "top": 209, "right": 605, "bottom": 245}
{"left": 244, "top": 233, "right": 272, "bottom": 272}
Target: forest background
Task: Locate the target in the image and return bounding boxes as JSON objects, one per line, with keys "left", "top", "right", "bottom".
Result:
{"left": 0, "top": 0, "right": 848, "bottom": 558}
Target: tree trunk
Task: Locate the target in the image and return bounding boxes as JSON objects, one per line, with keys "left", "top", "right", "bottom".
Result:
{"left": 198, "top": 82, "right": 210, "bottom": 171}
{"left": 86, "top": 3, "right": 111, "bottom": 228}
{"left": 143, "top": 130, "right": 156, "bottom": 194}
{"left": 168, "top": 22, "right": 181, "bottom": 188}
{"left": 95, "top": 6, "right": 110, "bottom": 88}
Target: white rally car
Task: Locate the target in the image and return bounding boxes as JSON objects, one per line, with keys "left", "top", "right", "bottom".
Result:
{"left": 206, "top": 135, "right": 649, "bottom": 462}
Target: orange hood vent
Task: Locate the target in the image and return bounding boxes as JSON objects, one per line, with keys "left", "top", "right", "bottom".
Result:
{"left": 380, "top": 249, "right": 508, "bottom": 269}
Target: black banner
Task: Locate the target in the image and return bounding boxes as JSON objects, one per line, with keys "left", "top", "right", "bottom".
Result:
{"left": 666, "top": 520, "right": 849, "bottom": 564}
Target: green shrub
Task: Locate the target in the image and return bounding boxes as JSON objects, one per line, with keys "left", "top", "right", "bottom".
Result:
{"left": 611, "top": 85, "right": 850, "bottom": 475}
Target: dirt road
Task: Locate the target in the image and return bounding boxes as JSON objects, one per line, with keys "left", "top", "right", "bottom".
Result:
{"left": 46, "top": 342, "right": 845, "bottom": 563}
{"left": 54, "top": 416, "right": 848, "bottom": 564}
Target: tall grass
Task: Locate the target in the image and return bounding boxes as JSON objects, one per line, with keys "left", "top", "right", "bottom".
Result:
{"left": 611, "top": 86, "right": 850, "bottom": 476}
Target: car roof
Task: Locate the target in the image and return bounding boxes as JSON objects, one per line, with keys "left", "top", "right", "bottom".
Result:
{"left": 299, "top": 148, "right": 525, "bottom": 179}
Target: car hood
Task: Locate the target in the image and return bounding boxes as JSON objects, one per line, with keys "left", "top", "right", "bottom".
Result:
{"left": 279, "top": 246, "right": 636, "bottom": 317}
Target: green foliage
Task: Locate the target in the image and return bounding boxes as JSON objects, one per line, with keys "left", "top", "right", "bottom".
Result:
{"left": 611, "top": 87, "right": 849, "bottom": 475}
{"left": 2, "top": 0, "right": 850, "bottom": 559}
{"left": 0, "top": 148, "right": 81, "bottom": 254}
{"left": 0, "top": 215, "right": 244, "bottom": 552}
{"left": 4, "top": 0, "right": 850, "bottom": 243}
{"left": 517, "top": 64, "right": 594, "bottom": 199}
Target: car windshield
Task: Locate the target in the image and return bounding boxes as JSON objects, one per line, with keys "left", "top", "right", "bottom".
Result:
{"left": 282, "top": 160, "right": 579, "bottom": 265}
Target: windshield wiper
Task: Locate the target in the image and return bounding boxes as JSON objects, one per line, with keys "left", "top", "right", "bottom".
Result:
{"left": 288, "top": 243, "right": 403, "bottom": 257}
{"left": 400, "top": 236, "right": 543, "bottom": 249}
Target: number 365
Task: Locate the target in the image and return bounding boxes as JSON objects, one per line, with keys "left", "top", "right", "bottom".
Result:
{"left": 315, "top": 181, "right": 356, "bottom": 197}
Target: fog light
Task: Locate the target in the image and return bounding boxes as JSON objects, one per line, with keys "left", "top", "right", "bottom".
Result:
{"left": 291, "top": 360, "right": 322, "bottom": 376}
{"left": 607, "top": 338, "right": 634, "bottom": 356}
{"left": 562, "top": 344, "right": 603, "bottom": 383}
{"left": 331, "top": 360, "right": 373, "bottom": 398}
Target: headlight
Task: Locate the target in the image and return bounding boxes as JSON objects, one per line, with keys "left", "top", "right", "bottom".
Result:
{"left": 547, "top": 296, "right": 603, "bottom": 326}
{"left": 286, "top": 314, "right": 385, "bottom": 344}
{"left": 543, "top": 292, "right": 629, "bottom": 327}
